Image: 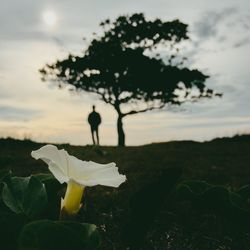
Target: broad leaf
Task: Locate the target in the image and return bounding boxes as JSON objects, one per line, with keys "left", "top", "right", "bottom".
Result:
{"left": 0, "top": 169, "right": 12, "bottom": 182}
{"left": 0, "top": 210, "right": 27, "bottom": 250}
{"left": 33, "top": 173, "right": 64, "bottom": 219}
{"left": 19, "top": 220, "right": 101, "bottom": 250}
{"left": 2, "top": 176, "right": 48, "bottom": 218}
{"left": 237, "top": 185, "right": 250, "bottom": 200}
{"left": 176, "top": 180, "right": 212, "bottom": 200}
{"left": 122, "top": 167, "right": 182, "bottom": 248}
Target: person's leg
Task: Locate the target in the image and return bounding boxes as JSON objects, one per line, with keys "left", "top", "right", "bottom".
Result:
{"left": 96, "top": 126, "right": 99, "bottom": 145}
{"left": 91, "top": 127, "right": 96, "bottom": 145}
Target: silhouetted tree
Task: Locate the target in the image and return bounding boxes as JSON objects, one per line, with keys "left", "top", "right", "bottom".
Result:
{"left": 40, "top": 13, "right": 221, "bottom": 146}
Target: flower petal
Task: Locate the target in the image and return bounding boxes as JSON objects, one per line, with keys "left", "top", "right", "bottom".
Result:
{"left": 31, "top": 145, "right": 69, "bottom": 183}
{"left": 70, "top": 160, "right": 126, "bottom": 187}
{"left": 48, "top": 162, "right": 69, "bottom": 184}
{"left": 31, "top": 144, "right": 126, "bottom": 187}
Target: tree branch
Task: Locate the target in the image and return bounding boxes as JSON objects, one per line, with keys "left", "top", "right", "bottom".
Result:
{"left": 123, "top": 103, "right": 165, "bottom": 116}
{"left": 91, "top": 89, "right": 114, "bottom": 105}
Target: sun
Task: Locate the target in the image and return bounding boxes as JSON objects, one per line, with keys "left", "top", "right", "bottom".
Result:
{"left": 42, "top": 10, "right": 57, "bottom": 27}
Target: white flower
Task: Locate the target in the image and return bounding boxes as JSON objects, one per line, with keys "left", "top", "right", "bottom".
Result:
{"left": 31, "top": 144, "right": 126, "bottom": 187}
{"left": 31, "top": 144, "right": 126, "bottom": 216}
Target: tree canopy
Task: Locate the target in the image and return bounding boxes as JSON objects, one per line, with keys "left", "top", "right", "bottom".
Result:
{"left": 40, "top": 13, "right": 221, "bottom": 146}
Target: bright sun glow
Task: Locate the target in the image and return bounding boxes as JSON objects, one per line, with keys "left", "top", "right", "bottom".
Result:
{"left": 42, "top": 10, "right": 57, "bottom": 27}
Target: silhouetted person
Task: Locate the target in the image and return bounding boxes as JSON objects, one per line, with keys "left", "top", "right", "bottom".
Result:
{"left": 88, "top": 105, "right": 101, "bottom": 145}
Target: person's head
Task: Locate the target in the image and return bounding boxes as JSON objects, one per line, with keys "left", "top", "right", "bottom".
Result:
{"left": 92, "top": 105, "right": 95, "bottom": 111}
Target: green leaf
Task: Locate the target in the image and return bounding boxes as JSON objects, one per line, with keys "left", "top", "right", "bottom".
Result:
{"left": 33, "top": 173, "right": 63, "bottom": 198}
{"left": 33, "top": 173, "right": 64, "bottom": 219}
{"left": 176, "top": 180, "right": 212, "bottom": 200}
{"left": 0, "top": 210, "right": 27, "bottom": 250}
{"left": 237, "top": 184, "right": 250, "bottom": 200}
{"left": 200, "top": 186, "right": 230, "bottom": 212}
{"left": 2, "top": 176, "right": 48, "bottom": 218}
{"left": 0, "top": 169, "right": 12, "bottom": 182}
{"left": 123, "top": 168, "right": 182, "bottom": 248}
{"left": 0, "top": 170, "right": 12, "bottom": 209}
{"left": 19, "top": 220, "right": 101, "bottom": 250}
{"left": 33, "top": 173, "right": 55, "bottom": 183}
{"left": 229, "top": 191, "right": 250, "bottom": 212}
{"left": 229, "top": 191, "right": 250, "bottom": 228}
{"left": 201, "top": 187, "right": 250, "bottom": 220}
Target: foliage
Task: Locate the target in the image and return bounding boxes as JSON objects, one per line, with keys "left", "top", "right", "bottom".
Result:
{"left": 2, "top": 175, "right": 47, "bottom": 218}
{"left": 40, "top": 13, "right": 221, "bottom": 146}
{"left": 19, "top": 220, "right": 100, "bottom": 250}
{"left": 1, "top": 136, "right": 250, "bottom": 249}
{"left": 0, "top": 170, "right": 100, "bottom": 250}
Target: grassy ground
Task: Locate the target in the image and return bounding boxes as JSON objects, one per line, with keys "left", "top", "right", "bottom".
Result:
{"left": 1, "top": 135, "right": 250, "bottom": 249}
{"left": 1, "top": 135, "right": 250, "bottom": 187}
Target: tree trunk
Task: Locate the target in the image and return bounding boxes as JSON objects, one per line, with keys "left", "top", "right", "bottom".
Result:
{"left": 117, "top": 115, "right": 125, "bottom": 146}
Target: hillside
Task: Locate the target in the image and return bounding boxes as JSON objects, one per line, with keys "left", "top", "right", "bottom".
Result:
{"left": 1, "top": 135, "right": 250, "bottom": 249}
{"left": 1, "top": 135, "right": 250, "bottom": 187}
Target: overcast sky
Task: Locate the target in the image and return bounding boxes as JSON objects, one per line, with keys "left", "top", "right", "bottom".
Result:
{"left": 0, "top": 0, "right": 250, "bottom": 145}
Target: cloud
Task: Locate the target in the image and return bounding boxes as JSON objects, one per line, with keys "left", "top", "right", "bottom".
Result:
{"left": 233, "top": 37, "right": 250, "bottom": 48}
{"left": 192, "top": 6, "right": 250, "bottom": 52}
{"left": 0, "top": 92, "right": 10, "bottom": 99}
{"left": 194, "top": 7, "right": 237, "bottom": 40}
{"left": 0, "top": 0, "right": 249, "bottom": 145}
{"left": 172, "top": 117, "right": 250, "bottom": 129}
{"left": 0, "top": 106, "right": 42, "bottom": 122}
{"left": 161, "top": 7, "right": 242, "bottom": 70}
